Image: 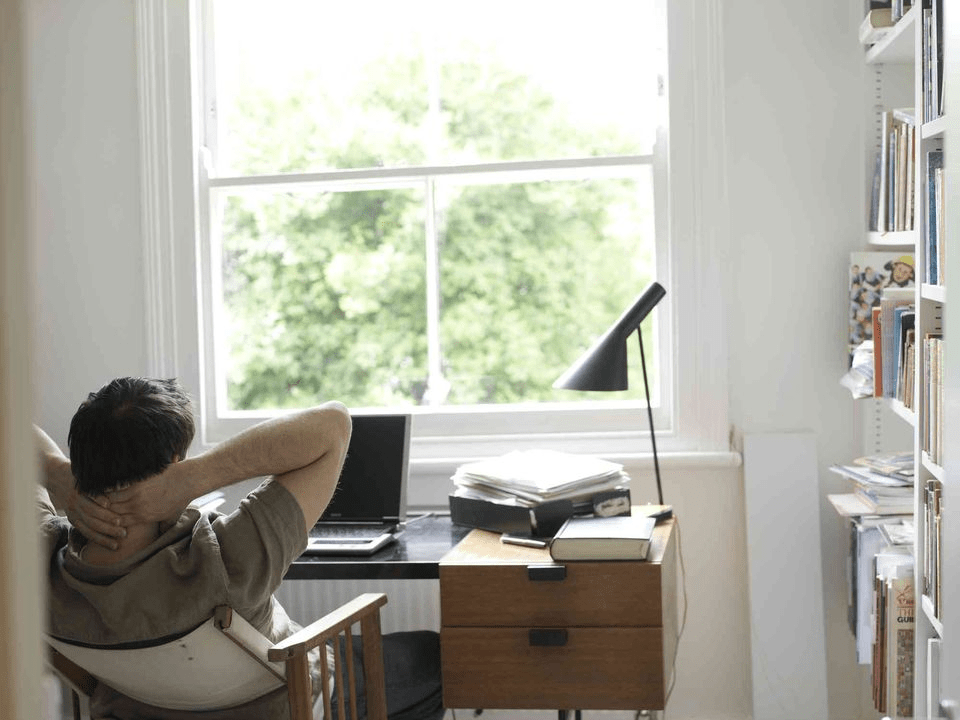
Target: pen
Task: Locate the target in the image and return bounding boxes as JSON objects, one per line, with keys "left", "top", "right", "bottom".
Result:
{"left": 500, "top": 534, "right": 550, "bottom": 549}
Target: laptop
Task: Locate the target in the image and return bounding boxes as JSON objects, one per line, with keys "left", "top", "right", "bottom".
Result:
{"left": 305, "top": 413, "right": 410, "bottom": 555}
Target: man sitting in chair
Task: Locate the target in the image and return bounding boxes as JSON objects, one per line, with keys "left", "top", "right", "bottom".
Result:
{"left": 37, "top": 377, "right": 443, "bottom": 720}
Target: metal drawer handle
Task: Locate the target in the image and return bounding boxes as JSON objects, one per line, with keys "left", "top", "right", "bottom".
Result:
{"left": 529, "top": 629, "right": 568, "bottom": 647}
{"left": 527, "top": 564, "right": 566, "bottom": 581}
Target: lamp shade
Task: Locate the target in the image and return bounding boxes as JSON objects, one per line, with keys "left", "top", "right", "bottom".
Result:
{"left": 553, "top": 282, "right": 666, "bottom": 392}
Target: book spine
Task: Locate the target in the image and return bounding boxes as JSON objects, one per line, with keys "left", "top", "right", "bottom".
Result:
{"left": 879, "top": 111, "right": 890, "bottom": 232}
{"left": 873, "top": 307, "right": 883, "bottom": 397}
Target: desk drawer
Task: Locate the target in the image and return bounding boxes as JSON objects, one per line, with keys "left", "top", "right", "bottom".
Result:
{"left": 440, "top": 562, "right": 663, "bottom": 627}
{"left": 440, "top": 626, "right": 665, "bottom": 709}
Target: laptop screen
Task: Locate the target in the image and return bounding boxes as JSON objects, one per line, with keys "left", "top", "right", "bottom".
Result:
{"left": 318, "top": 413, "right": 410, "bottom": 524}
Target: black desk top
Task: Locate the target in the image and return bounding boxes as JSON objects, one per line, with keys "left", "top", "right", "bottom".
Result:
{"left": 285, "top": 513, "right": 472, "bottom": 581}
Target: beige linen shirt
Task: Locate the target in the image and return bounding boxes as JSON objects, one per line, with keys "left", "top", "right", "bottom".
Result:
{"left": 41, "top": 480, "right": 317, "bottom": 719}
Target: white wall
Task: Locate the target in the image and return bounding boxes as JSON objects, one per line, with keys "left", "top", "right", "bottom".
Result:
{"left": 25, "top": 1, "right": 872, "bottom": 718}
{"left": 721, "top": 1, "right": 870, "bottom": 718}
{"left": 28, "top": 0, "right": 148, "bottom": 449}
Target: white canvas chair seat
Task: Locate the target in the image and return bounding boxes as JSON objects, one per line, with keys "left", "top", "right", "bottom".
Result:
{"left": 48, "top": 606, "right": 286, "bottom": 710}
{"left": 47, "top": 593, "right": 389, "bottom": 720}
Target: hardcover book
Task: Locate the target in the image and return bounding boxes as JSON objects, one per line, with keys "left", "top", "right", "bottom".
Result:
{"left": 927, "top": 149, "right": 943, "bottom": 284}
{"left": 549, "top": 514, "right": 656, "bottom": 561}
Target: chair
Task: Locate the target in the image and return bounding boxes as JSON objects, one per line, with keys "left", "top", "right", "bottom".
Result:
{"left": 47, "top": 592, "right": 389, "bottom": 720}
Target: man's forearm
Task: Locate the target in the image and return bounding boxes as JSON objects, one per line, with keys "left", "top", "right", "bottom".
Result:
{"left": 34, "top": 425, "right": 73, "bottom": 510}
{"left": 177, "top": 402, "right": 352, "bottom": 498}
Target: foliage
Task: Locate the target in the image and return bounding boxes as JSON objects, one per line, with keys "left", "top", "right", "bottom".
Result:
{"left": 220, "top": 54, "right": 654, "bottom": 410}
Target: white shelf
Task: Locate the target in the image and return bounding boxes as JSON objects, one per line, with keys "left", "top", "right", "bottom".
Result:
{"left": 923, "top": 116, "right": 947, "bottom": 139}
{"left": 867, "top": 230, "right": 916, "bottom": 246}
{"left": 922, "top": 284, "right": 947, "bottom": 303}
{"left": 865, "top": 5, "right": 917, "bottom": 65}
{"left": 888, "top": 398, "right": 916, "bottom": 425}
{"left": 922, "top": 452, "right": 945, "bottom": 481}
{"left": 922, "top": 594, "right": 944, "bottom": 637}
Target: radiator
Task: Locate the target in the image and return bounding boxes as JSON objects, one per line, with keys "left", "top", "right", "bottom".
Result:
{"left": 276, "top": 579, "right": 442, "bottom": 634}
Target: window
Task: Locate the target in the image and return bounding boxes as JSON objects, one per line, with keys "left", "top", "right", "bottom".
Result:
{"left": 140, "top": 0, "right": 730, "bottom": 468}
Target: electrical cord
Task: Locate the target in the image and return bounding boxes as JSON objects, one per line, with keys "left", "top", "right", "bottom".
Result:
{"left": 663, "top": 515, "right": 688, "bottom": 710}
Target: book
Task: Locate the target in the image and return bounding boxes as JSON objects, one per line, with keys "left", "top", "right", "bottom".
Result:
{"left": 878, "top": 111, "right": 891, "bottom": 232}
{"left": 888, "top": 120, "right": 896, "bottom": 230}
{"left": 855, "top": 488, "right": 913, "bottom": 515}
{"left": 887, "top": 574, "right": 915, "bottom": 718}
{"left": 936, "top": 165, "right": 944, "bottom": 282}
{"left": 872, "top": 307, "right": 883, "bottom": 396}
{"left": 931, "top": 0, "right": 944, "bottom": 117}
{"left": 860, "top": 8, "right": 895, "bottom": 45}
{"left": 853, "top": 450, "right": 914, "bottom": 480}
{"left": 830, "top": 463, "right": 912, "bottom": 488}
{"left": 902, "top": 327, "right": 915, "bottom": 408}
{"left": 869, "top": 152, "right": 882, "bottom": 232}
{"left": 855, "top": 522, "right": 885, "bottom": 663}
{"left": 828, "top": 492, "right": 912, "bottom": 517}
{"left": 549, "top": 514, "right": 656, "bottom": 561}
{"left": 879, "top": 288, "right": 914, "bottom": 397}
{"left": 927, "top": 149, "right": 943, "bottom": 284}
{"left": 892, "top": 307, "right": 914, "bottom": 401}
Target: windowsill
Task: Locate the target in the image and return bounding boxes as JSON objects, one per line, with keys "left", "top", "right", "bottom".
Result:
{"left": 411, "top": 448, "right": 742, "bottom": 479}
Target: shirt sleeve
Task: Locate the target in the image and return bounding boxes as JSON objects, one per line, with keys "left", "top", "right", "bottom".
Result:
{"left": 36, "top": 485, "right": 57, "bottom": 520}
{"left": 212, "top": 480, "right": 308, "bottom": 620}
{"left": 37, "top": 485, "right": 69, "bottom": 559}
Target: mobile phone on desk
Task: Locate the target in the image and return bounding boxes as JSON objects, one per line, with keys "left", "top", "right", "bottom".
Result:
{"left": 500, "top": 534, "right": 550, "bottom": 549}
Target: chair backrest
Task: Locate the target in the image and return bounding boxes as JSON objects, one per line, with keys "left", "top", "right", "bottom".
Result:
{"left": 47, "top": 607, "right": 286, "bottom": 712}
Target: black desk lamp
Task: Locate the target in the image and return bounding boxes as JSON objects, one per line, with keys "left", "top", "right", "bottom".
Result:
{"left": 553, "top": 282, "right": 667, "bottom": 505}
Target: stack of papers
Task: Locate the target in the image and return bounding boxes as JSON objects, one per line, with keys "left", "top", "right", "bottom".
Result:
{"left": 830, "top": 458, "right": 914, "bottom": 515}
{"left": 453, "top": 449, "right": 629, "bottom": 505}
{"left": 852, "top": 451, "right": 914, "bottom": 481}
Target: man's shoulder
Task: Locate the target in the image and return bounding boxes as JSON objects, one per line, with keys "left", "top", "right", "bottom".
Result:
{"left": 239, "top": 480, "right": 304, "bottom": 525}
{"left": 211, "top": 480, "right": 306, "bottom": 549}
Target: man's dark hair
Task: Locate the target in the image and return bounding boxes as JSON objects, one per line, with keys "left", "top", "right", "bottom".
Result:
{"left": 68, "top": 377, "right": 195, "bottom": 495}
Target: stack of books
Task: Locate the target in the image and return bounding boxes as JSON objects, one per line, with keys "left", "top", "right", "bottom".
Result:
{"left": 871, "top": 550, "right": 915, "bottom": 718}
{"left": 449, "top": 449, "right": 631, "bottom": 537}
{"left": 829, "top": 452, "right": 914, "bottom": 515}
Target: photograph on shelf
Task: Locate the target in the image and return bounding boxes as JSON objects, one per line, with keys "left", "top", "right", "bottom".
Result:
{"left": 848, "top": 251, "right": 916, "bottom": 359}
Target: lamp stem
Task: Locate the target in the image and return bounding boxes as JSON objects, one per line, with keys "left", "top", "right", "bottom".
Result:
{"left": 637, "top": 331, "right": 664, "bottom": 505}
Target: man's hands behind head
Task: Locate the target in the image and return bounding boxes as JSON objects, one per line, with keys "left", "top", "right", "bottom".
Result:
{"left": 63, "top": 490, "right": 126, "bottom": 551}
{"left": 105, "top": 461, "right": 193, "bottom": 526}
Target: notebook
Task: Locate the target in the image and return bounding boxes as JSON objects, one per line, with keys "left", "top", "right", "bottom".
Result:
{"left": 305, "top": 413, "right": 410, "bottom": 555}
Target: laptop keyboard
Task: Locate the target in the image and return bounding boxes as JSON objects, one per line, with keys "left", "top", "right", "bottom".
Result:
{"left": 309, "top": 524, "right": 394, "bottom": 540}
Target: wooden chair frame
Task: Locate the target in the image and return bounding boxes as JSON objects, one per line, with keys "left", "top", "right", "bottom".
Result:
{"left": 47, "top": 593, "right": 389, "bottom": 720}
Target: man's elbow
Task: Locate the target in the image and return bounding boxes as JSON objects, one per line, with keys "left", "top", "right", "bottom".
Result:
{"left": 317, "top": 401, "right": 352, "bottom": 454}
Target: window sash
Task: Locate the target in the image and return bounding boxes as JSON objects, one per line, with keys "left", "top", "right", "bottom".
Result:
{"left": 199, "top": 153, "right": 670, "bottom": 446}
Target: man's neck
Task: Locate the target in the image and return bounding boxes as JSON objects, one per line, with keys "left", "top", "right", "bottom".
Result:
{"left": 82, "top": 522, "right": 162, "bottom": 566}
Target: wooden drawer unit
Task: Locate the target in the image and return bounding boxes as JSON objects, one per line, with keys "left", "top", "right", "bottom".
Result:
{"left": 439, "top": 518, "right": 677, "bottom": 711}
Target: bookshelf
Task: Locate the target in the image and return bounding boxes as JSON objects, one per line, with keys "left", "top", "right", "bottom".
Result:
{"left": 856, "top": 1, "right": 949, "bottom": 717}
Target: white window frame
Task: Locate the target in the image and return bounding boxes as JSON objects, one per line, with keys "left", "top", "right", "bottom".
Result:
{"left": 135, "top": 0, "right": 734, "bottom": 482}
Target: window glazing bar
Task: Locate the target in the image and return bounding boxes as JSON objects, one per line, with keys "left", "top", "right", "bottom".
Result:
{"left": 208, "top": 154, "right": 654, "bottom": 191}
